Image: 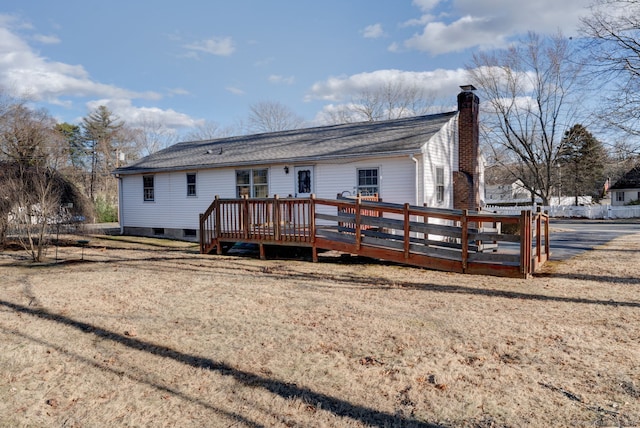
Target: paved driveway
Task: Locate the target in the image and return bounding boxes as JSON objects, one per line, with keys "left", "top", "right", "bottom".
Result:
{"left": 549, "top": 219, "right": 640, "bottom": 260}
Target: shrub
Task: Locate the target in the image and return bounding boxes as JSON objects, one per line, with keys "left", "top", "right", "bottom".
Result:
{"left": 94, "top": 196, "right": 118, "bottom": 223}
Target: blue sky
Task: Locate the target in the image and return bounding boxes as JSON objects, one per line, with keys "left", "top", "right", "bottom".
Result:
{"left": 0, "top": 0, "right": 592, "bottom": 137}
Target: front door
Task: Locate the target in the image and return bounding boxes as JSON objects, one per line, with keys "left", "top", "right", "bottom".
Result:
{"left": 294, "top": 166, "right": 314, "bottom": 197}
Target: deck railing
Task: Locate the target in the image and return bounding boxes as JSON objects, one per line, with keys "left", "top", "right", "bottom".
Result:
{"left": 199, "top": 195, "right": 549, "bottom": 278}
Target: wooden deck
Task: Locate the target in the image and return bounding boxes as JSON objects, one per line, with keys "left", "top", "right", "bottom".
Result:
{"left": 199, "top": 195, "right": 550, "bottom": 278}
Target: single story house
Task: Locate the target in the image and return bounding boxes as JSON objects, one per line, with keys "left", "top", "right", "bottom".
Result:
{"left": 485, "top": 179, "right": 530, "bottom": 202}
{"left": 113, "top": 86, "right": 484, "bottom": 241}
{"left": 610, "top": 164, "right": 640, "bottom": 205}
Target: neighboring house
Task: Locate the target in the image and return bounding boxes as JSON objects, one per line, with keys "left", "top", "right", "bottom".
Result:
{"left": 610, "top": 165, "right": 640, "bottom": 206}
{"left": 113, "top": 86, "right": 484, "bottom": 241}
{"left": 485, "top": 179, "right": 533, "bottom": 204}
{"left": 483, "top": 165, "right": 534, "bottom": 205}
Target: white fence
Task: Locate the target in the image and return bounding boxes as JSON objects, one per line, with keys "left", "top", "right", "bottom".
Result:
{"left": 484, "top": 204, "right": 640, "bottom": 220}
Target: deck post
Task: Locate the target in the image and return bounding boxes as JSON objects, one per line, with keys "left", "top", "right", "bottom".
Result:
{"left": 242, "top": 195, "right": 249, "bottom": 240}
{"left": 199, "top": 213, "right": 204, "bottom": 254}
{"left": 273, "top": 195, "right": 281, "bottom": 241}
{"left": 403, "top": 203, "right": 410, "bottom": 259}
{"left": 544, "top": 210, "right": 550, "bottom": 259}
{"left": 214, "top": 196, "right": 222, "bottom": 255}
{"left": 355, "top": 195, "right": 362, "bottom": 250}
{"left": 519, "top": 210, "right": 531, "bottom": 277}
{"left": 461, "top": 210, "right": 469, "bottom": 272}
{"left": 310, "top": 194, "right": 318, "bottom": 261}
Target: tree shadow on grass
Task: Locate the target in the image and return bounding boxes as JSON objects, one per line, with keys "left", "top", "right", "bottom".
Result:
{"left": 255, "top": 266, "right": 640, "bottom": 309}
{"left": 1, "top": 326, "right": 262, "bottom": 427}
{"left": 0, "top": 299, "right": 440, "bottom": 428}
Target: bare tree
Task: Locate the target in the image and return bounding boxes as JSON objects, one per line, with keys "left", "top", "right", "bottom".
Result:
{"left": 247, "top": 101, "right": 305, "bottom": 133}
{"left": 183, "top": 120, "right": 236, "bottom": 141}
{"left": 7, "top": 165, "right": 61, "bottom": 261}
{"left": 129, "top": 117, "right": 178, "bottom": 157}
{"left": 581, "top": 0, "right": 640, "bottom": 153}
{"left": 322, "top": 79, "right": 443, "bottom": 124}
{"left": 0, "top": 102, "right": 53, "bottom": 166}
{"left": 468, "top": 32, "right": 585, "bottom": 205}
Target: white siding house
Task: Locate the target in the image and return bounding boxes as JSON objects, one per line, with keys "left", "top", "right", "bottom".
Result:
{"left": 610, "top": 165, "right": 640, "bottom": 206}
{"left": 114, "top": 87, "right": 483, "bottom": 241}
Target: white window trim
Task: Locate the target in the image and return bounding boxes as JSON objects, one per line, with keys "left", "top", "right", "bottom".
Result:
{"left": 236, "top": 168, "right": 269, "bottom": 198}
{"left": 356, "top": 167, "right": 380, "bottom": 197}
{"left": 143, "top": 175, "right": 154, "bottom": 202}
{"left": 186, "top": 172, "right": 197, "bottom": 197}
{"left": 435, "top": 166, "right": 445, "bottom": 204}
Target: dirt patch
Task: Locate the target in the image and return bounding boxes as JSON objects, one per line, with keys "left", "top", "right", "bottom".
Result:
{"left": 1, "top": 232, "right": 639, "bottom": 427}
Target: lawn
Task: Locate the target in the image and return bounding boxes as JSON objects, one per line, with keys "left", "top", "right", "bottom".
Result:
{"left": 1, "top": 232, "right": 639, "bottom": 427}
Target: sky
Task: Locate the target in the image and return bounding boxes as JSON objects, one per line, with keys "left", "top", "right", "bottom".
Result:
{"left": 0, "top": 0, "right": 593, "bottom": 139}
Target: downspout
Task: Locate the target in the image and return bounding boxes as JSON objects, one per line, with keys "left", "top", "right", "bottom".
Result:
{"left": 410, "top": 154, "right": 419, "bottom": 206}
{"left": 117, "top": 174, "right": 124, "bottom": 235}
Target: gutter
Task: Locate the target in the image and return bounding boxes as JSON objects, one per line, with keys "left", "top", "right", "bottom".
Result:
{"left": 112, "top": 149, "right": 424, "bottom": 176}
{"left": 410, "top": 154, "right": 419, "bottom": 206}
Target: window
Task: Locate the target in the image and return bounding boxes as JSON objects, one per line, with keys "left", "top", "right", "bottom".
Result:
{"left": 436, "top": 167, "right": 445, "bottom": 203}
{"left": 183, "top": 229, "right": 197, "bottom": 238}
{"left": 616, "top": 192, "right": 625, "bottom": 202}
{"left": 297, "top": 169, "right": 311, "bottom": 194}
{"left": 143, "top": 175, "right": 154, "bottom": 201}
{"left": 152, "top": 228, "right": 164, "bottom": 236}
{"left": 236, "top": 168, "right": 269, "bottom": 198}
{"left": 357, "top": 168, "right": 379, "bottom": 196}
{"left": 186, "top": 173, "right": 196, "bottom": 197}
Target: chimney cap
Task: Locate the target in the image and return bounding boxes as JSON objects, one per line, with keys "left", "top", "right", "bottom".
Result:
{"left": 460, "top": 84, "right": 477, "bottom": 91}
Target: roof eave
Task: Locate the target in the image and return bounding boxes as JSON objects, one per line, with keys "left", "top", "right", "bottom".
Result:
{"left": 112, "top": 149, "right": 420, "bottom": 176}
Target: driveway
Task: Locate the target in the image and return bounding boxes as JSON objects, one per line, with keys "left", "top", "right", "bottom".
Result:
{"left": 549, "top": 218, "right": 640, "bottom": 260}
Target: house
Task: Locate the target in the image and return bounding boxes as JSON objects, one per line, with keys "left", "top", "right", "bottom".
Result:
{"left": 485, "top": 179, "right": 532, "bottom": 202}
{"left": 483, "top": 166, "right": 533, "bottom": 205}
{"left": 610, "top": 164, "right": 640, "bottom": 206}
{"left": 113, "top": 86, "right": 484, "bottom": 241}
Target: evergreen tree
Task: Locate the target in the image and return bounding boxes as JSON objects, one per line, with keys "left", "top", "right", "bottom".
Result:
{"left": 55, "top": 122, "right": 84, "bottom": 168}
{"left": 559, "top": 124, "right": 608, "bottom": 204}
{"left": 81, "top": 106, "right": 123, "bottom": 201}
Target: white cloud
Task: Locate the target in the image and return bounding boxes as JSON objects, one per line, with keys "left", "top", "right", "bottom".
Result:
{"left": 254, "top": 57, "right": 275, "bottom": 67}
{"left": 306, "top": 69, "right": 469, "bottom": 103}
{"left": 0, "top": 16, "right": 199, "bottom": 132}
{"left": 167, "top": 87, "right": 190, "bottom": 96}
{"left": 412, "top": 0, "right": 442, "bottom": 12}
{"left": 0, "top": 17, "right": 161, "bottom": 104}
{"left": 32, "top": 34, "right": 60, "bottom": 44}
{"left": 404, "top": 15, "right": 511, "bottom": 55}
{"left": 184, "top": 36, "right": 235, "bottom": 57}
{"left": 226, "top": 86, "right": 245, "bottom": 95}
{"left": 268, "top": 74, "right": 295, "bottom": 85}
{"left": 362, "top": 23, "right": 385, "bottom": 39}
{"left": 85, "top": 98, "right": 202, "bottom": 129}
{"left": 399, "top": 0, "right": 591, "bottom": 55}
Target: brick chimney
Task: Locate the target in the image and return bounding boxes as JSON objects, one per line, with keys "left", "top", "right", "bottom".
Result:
{"left": 453, "top": 85, "right": 481, "bottom": 210}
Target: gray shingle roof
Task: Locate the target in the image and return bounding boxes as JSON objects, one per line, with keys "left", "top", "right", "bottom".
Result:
{"left": 114, "top": 111, "right": 457, "bottom": 175}
{"left": 610, "top": 164, "right": 640, "bottom": 190}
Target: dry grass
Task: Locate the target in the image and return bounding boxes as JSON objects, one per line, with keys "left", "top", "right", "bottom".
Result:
{"left": 1, "top": 232, "right": 639, "bottom": 427}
